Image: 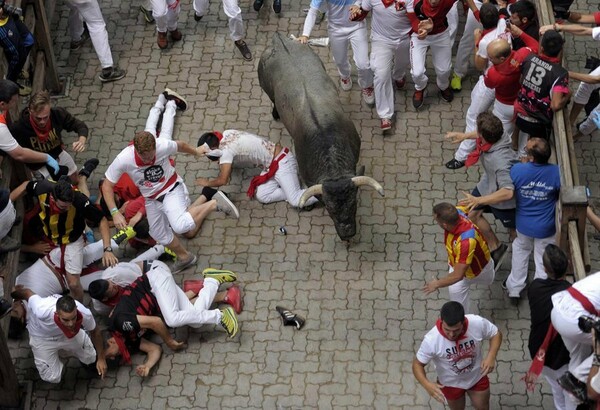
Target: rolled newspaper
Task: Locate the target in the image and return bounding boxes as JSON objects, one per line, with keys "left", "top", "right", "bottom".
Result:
{"left": 289, "top": 34, "right": 329, "bottom": 47}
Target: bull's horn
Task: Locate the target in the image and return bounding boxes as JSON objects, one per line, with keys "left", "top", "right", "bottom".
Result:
{"left": 299, "top": 184, "right": 323, "bottom": 208}
{"left": 351, "top": 176, "right": 385, "bottom": 196}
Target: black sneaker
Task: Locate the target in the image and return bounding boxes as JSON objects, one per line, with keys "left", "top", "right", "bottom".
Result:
{"left": 412, "top": 89, "right": 425, "bottom": 110}
{"left": 0, "top": 298, "right": 13, "bottom": 319}
{"left": 163, "top": 88, "right": 188, "bottom": 111}
{"left": 253, "top": 0, "right": 264, "bottom": 11}
{"left": 439, "top": 87, "right": 454, "bottom": 103}
{"left": 194, "top": 13, "right": 203, "bottom": 21}
{"left": 140, "top": 6, "right": 155, "bottom": 23}
{"left": 491, "top": 243, "right": 508, "bottom": 272}
{"left": 70, "top": 27, "right": 90, "bottom": 50}
{"left": 273, "top": 0, "right": 281, "bottom": 13}
{"left": 276, "top": 306, "right": 305, "bottom": 330}
{"left": 99, "top": 67, "right": 126, "bottom": 83}
{"left": 558, "top": 371, "right": 588, "bottom": 403}
{"left": 445, "top": 159, "right": 465, "bottom": 170}
{"left": 78, "top": 158, "right": 99, "bottom": 178}
{"left": 234, "top": 40, "right": 253, "bottom": 61}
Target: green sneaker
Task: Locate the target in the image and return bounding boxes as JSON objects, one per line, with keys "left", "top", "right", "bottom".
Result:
{"left": 450, "top": 73, "right": 462, "bottom": 92}
{"left": 112, "top": 226, "right": 136, "bottom": 245}
{"left": 202, "top": 268, "right": 237, "bottom": 284}
{"left": 219, "top": 307, "right": 239, "bottom": 338}
{"left": 164, "top": 247, "right": 177, "bottom": 261}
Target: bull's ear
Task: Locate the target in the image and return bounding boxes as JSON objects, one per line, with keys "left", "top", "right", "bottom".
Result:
{"left": 356, "top": 165, "right": 365, "bottom": 176}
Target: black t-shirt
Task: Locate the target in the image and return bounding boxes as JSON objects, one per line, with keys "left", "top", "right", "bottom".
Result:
{"left": 109, "top": 273, "right": 161, "bottom": 346}
{"left": 512, "top": 22, "right": 539, "bottom": 51}
{"left": 26, "top": 179, "right": 103, "bottom": 244}
{"left": 527, "top": 278, "right": 571, "bottom": 370}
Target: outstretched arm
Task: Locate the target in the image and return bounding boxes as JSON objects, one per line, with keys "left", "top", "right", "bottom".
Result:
{"left": 137, "top": 315, "right": 187, "bottom": 351}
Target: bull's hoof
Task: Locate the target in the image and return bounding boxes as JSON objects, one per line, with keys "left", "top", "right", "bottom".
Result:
{"left": 272, "top": 106, "right": 280, "bottom": 121}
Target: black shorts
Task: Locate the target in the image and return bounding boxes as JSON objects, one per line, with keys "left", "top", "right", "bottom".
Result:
{"left": 515, "top": 116, "right": 553, "bottom": 140}
{"left": 471, "top": 187, "right": 516, "bottom": 229}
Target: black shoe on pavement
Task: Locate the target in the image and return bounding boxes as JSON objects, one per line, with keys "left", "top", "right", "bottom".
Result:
{"left": 140, "top": 6, "right": 155, "bottom": 23}
{"left": 163, "top": 88, "right": 188, "bottom": 111}
{"left": 439, "top": 87, "right": 454, "bottom": 103}
{"left": 491, "top": 243, "right": 508, "bottom": 272}
{"left": 194, "top": 13, "right": 203, "bottom": 21}
{"left": 253, "top": 0, "right": 264, "bottom": 11}
{"left": 276, "top": 306, "right": 305, "bottom": 330}
{"left": 70, "top": 27, "right": 90, "bottom": 50}
{"left": 413, "top": 89, "right": 425, "bottom": 110}
{"left": 99, "top": 66, "right": 126, "bottom": 83}
{"left": 79, "top": 158, "right": 99, "bottom": 178}
{"left": 445, "top": 159, "right": 465, "bottom": 170}
{"left": 234, "top": 40, "right": 252, "bottom": 61}
{"left": 273, "top": 0, "right": 281, "bottom": 13}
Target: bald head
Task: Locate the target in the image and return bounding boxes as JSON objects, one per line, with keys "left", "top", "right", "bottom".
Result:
{"left": 487, "top": 39, "right": 512, "bottom": 64}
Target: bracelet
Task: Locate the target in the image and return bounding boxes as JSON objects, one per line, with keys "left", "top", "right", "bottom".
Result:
{"left": 110, "top": 208, "right": 119, "bottom": 216}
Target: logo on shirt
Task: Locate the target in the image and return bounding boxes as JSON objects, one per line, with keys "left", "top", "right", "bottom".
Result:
{"left": 143, "top": 165, "right": 164, "bottom": 183}
{"left": 445, "top": 339, "right": 477, "bottom": 374}
{"left": 122, "top": 321, "right": 134, "bottom": 332}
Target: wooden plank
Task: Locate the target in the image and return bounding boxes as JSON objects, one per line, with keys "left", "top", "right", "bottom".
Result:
{"left": 32, "top": 50, "right": 47, "bottom": 93}
{"left": 32, "top": 0, "right": 60, "bottom": 92}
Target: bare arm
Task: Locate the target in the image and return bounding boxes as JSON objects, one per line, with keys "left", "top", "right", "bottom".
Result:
{"left": 176, "top": 140, "right": 204, "bottom": 156}
{"left": 568, "top": 12, "right": 598, "bottom": 24}
{"left": 412, "top": 357, "right": 446, "bottom": 404}
{"left": 7, "top": 145, "right": 49, "bottom": 163}
{"left": 137, "top": 315, "right": 186, "bottom": 351}
{"left": 101, "top": 178, "right": 127, "bottom": 230}
{"left": 569, "top": 71, "right": 600, "bottom": 84}
{"left": 587, "top": 206, "right": 600, "bottom": 231}
{"left": 551, "top": 89, "right": 572, "bottom": 112}
{"left": 90, "top": 325, "right": 107, "bottom": 379}
{"left": 99, "top": 217, "right": 118, "bottom": 267}
{"left": 481, "top": 331, "right": 502, "bottom": 375}
{"left": 459, "top": 189, "right": 515, "bottom": 208}
{"left": 196, "top": 163, "right": 232, "bottom": 188}
{"left": 10, "top": 181, "right": 28, "bottom": 201}
{"left": 423, "top": 263, "right": 468, "bottom": 294}
{"left": 136, "top": 338, "right": 163, "bottom": 377}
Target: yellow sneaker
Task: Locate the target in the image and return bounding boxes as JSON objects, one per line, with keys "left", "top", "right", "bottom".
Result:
{"left": 450, "top": 73, "right": 462, "bottom": 92}
{"left": 219, "top": 307, "right": 239, "bottom": 338}
{"left": 202, "top": 268, "right": 237, "bottom": 284}
{"left": 111, "top": 226, "right": 136, "bottom": 245}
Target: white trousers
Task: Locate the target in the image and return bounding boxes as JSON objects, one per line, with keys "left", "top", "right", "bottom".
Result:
{"left": 551, "top": 299, "right": 594, "bottom": 381}
{"left": 446, "top": 3, "right": 458, "bottom": 45}
{"left": 542, "top": 365, "right": 578, "bottom": 410}
{"left": 146, "top": 183, "right": 194, "bottom": 245}
{"left": 0, "top": 199, "right": 16, "bottom": 240}
{"left": 448, "top": 260, "right": 495, "bottom": 314}
{"left": 147, "top": 260, "right": 221, "bottom": 327}
{"left": 255, "top": 151, "right": 318, "bottom": 208}
{"left": 453, "top": 3, "right": 483, "bottom": 78}
{"left": 329, "top": 25, "right": 373, "bottom": 89}
{"left": 145, "top": 94, "right": 176, "bottom": 140}
{"left": 578, "top": 102, "right": 600, "bottom": 136}
{"left": 30, "top": 331, "right": 96, "bottom": 384}
{"left": 151, "top": 0, "right": 180, "bottom": 33}
{"left": 67, "top": 0, "right": 114, "bottom": 68}
{"left": 492, "top": 100, "right": 516, "bottom": 141}
{"left": 573, "top": 65, "right": 600, "bottom": 105}
{"left": 370, "top": 38, "right": 410, "bottom": 120}
{"left": 505, "top": 231, "right": 554, "bottom": 297}
{"left": 454, "top": 76, "right": 495, "bottom": 161}
{"left": 194, "top": 0, "right": 244, "bottom": 41}
{"left": 410, "top": 31, "right": 452, "bottom": 91}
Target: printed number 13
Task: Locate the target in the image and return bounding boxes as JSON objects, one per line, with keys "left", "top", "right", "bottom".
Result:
{"left": 525, "top": 63, "right": 547, "bottom": 86}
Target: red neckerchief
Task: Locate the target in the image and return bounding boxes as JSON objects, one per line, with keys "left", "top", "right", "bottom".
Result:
{"left": 538, "top": 54, "right": 561, "bottom": 64}
{"left": 523, "top": 324, "right": 558, "bottom": 391}
{"left": 29, "top": 112, "right": 53, "bottom": 144}
{"left": 213, "top": 131, "right": 223, "bottom": 141}
{"left": 112, "top": 331, "right": 132, "bottom": 364}
{"left": 436, "top": 317, "right": 469, "bottom": 342}
{"left": 104, "top": 286, "right": 125, "bottom": 308}
{"left": 382, "top": 0, "right": 405, "bottom": 10}
{"left": 53, "top": 310, "right": 84, "bottom": 338}
{"left": 465, "top": 137, "right": 493, "bottom": 167}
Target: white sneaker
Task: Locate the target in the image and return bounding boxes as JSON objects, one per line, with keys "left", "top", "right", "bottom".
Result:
{"left": 214, "top": 191, "right": 240, "bottom": 219}
{"left": 340, "top": 76, "right": 352, "bottom": 91}
{"left": 362, "top": 87, "right": 375, "bottom": 105}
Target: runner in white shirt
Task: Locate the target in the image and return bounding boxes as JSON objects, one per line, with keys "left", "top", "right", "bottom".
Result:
{"left": 350, "top": 0, "right": 412, "bottom": 131}
{"left": 413, "top": 301, "right": 502, "bottom": 409}
{"left": 196, "top": 130, "right": 318, "bottom": 208}
{"left": 299, "top": 0, "right": 375, "bottom": 105}
{"left": 102, "top": 91, "right": 239, "bottom": 274}
{"left": 10, "top": 290, "right": 106, "bottom": 383}
{"left": 446, "top": 3, "right": 512, "bottom": 169}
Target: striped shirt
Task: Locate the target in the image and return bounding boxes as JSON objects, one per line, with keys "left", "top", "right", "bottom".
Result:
{"left": 445, "top": 211, "right": 491, "bottom": 279}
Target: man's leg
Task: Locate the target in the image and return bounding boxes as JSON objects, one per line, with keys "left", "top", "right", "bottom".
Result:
{"left": 576, "top": 102, "right": 600, "bottom": 137}
{"left": 348, "top": 27, "right": 373, "bottom": 89}
{"left": 163, "top": 184, "right": 216, "bottom": 239}
{"left": 69, "top": 330, "right": 97, "bottom": 365}
{"left": 542, "top": 365, "right": 576, "bottom": 410}
{"left": 532, "top": 235, "right": 554, "bottom": 280}
{"left": 30, "top": 336, "right": 65, "bottom": 384}
{"left": 274, "top": 154, "right": 318, "bottom": 208}
{"left": 255, "top": 178, "right": 287, "bottom": 204}
{"left": 429, "top": 32, "right": 452, "bottom": 91}
{"left": 159, "top": 100, "right": 177, "bottom": 140}
{"left": 409, "top": 35, "right": 429, "bottom": 92}
{"left": 371, "top": 41, "right": 395, "bottom": 120}
{"left": 466, "top": 387, "right": 490, "bottom": 410}
{"left": 392, "top": 37, "right": 410, "bottom": 85}
{"left": 145, "top": 93, "right": 166, "bottom": 138}
{"left": 551, "top": 308, "right": 593, "bottom": 379}
{"left": 446, "top": 394, "right": 466, "bottom": 410}
{"left": 151, "top": 0, "right": 169, "bottom": 33}
{"left": 329, "top": 29, "right": 352, "bottom": 82}
{"left": 64, "top": 237, "right": 86, "bottom": 301}
{"left": 505, "top": 230, "right": 533, "bottom": 297}
{"left": 492, "top": 100, "right": 515, "bottom": 145}
{"left": 570, "top": 65, "right": 600, "bottom": 125}
{"left": 148, "top": 262, "right": 220, "bottom": 327}
{"left": 165, "top": 0, "right": 180, "bottom": 32}
{"left": 452, "top": 5, "right": 482, "bottom": 85}
{"left": 146, "top": 197, "right": 191, "bottom": 260}
{"left": 448, "top": 275, "right": 472, "bottom": 313}
{"left": 193, "top": 0, "right": 209, "bottom": 18}
{"left": 69, "top": 0, "right": 114, "bottom": 69}
{"left": 223, "top": 0, "right": 244, "bottom": 42}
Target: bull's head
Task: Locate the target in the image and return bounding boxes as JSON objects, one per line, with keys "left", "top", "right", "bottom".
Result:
{"left": 299, "top": 176, "right": 384, "bottom": 241}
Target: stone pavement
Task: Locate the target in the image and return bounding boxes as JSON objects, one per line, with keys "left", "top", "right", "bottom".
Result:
{"left": 7, "top": 0, "right": 600, "bottom": 408}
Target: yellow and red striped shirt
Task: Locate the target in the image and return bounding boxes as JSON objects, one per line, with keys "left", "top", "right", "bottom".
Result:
{"left": 444, "top": 210, "right": 491, "bottom": 279}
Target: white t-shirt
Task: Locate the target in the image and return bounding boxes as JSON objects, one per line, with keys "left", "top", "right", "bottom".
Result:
{"left": 416, "top": 314, "right": 499, "bottom": 389}
{"left": 361, "top": 0, "right": 412, "bottom": 44}
{"left": 92, "top": 262, "right": 142, "bottom": 315}
{"left": 219, "top": 130, "right": 276, "bottom": 168}
{"left": 305, "top": 0, "right": 364, "bottom": 34}
{"left": 105, "top": 138, "right": 180, "bottom": 198}
{"left": 27, "top": 294, "right": 96, "bottom": 338}
{"left": 477, "top": 19, "right": 512, "bottom": 70}
{"left": 592, "top": 27, "right": 600, "bottom": 41}
{"left": 552, "top": 271, "right": 600, "bottom": 314}
{"left": 0, "top": 122, "right": 18, "bottom": 152}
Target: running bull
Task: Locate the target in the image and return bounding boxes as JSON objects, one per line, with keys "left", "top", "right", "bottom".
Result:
{"left": 258, "top": 32, "right": 384, "bottom": 240}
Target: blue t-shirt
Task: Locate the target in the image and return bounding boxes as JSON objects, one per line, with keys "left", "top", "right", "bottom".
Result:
{"left": 510, "top": 162, "right": 560, "bottom": 238}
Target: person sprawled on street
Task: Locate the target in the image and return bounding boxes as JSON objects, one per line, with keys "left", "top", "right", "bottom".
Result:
{"left": 101, "top": 263, "right": 241, "bottom": 375}
{"left": 102, "top": 90, "right": 239, "bottom": 274}
{"left": 413, "top": 301, "right": 502, "bottom": 409}
{"left": 195, "top": 129, "right": 318, "bottom": 209}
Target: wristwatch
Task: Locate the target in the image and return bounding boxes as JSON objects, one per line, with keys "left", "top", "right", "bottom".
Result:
{"left": 104, "top": 246, "right": 113, "bottom": 253}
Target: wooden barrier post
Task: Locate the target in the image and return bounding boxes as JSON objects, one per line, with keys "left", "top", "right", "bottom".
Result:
{"left": 559, "top": 187, "right": 588, "bottom": 278}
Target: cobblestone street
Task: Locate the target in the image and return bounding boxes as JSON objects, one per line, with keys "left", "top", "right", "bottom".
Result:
{"left": 7, "top": 0, "right": 600, "bottom": 408}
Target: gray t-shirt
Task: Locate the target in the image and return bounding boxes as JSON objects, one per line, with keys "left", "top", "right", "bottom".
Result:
{"left": 477, "top": 142, "right": 517, "bottom": 210}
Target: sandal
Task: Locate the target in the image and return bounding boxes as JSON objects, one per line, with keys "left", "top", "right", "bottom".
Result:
{"left": 234, "top": 40, "right": 253, "bottom": 61}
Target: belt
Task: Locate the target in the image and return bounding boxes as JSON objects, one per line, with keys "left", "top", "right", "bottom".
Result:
{"left": 516, "top": 113, "right": 541, "bottom": 124}
{"left": 42, "top": 256, "right": 70, "bottom": 294}
{"left": 155, "top": 182, "right": 180, "bottom": 203}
